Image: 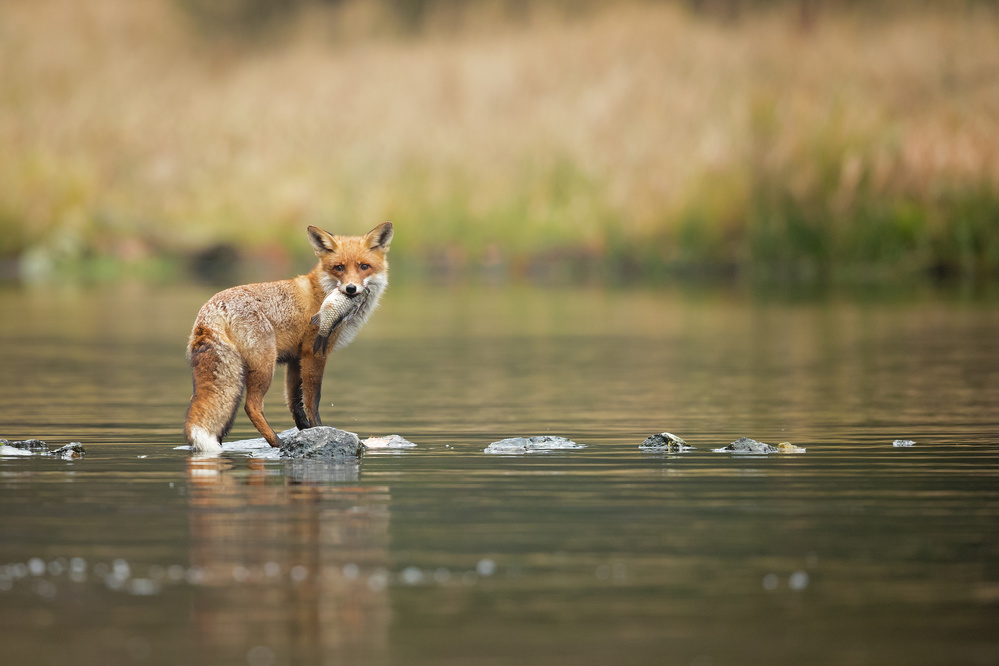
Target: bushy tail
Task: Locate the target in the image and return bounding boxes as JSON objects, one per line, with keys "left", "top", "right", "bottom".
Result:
{"left": 185, "top": 330, "right": 245, "bottom": 453}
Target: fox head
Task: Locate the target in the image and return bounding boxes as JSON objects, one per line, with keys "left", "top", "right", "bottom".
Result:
{"left": 308, "top": 222, "right": 393, "bottom": 297}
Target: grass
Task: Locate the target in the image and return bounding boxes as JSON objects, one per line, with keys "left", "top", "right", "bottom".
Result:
{"left": 1, "top": 0, "right": 998, "bottom": 284}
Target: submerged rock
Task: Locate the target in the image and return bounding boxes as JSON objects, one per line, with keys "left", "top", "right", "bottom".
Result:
{"left": 362, "top": 434, "right": 417, "bottom": 449}
{"left": 279, "top": 427, "right": 360, "bottom": 460}
{"left": 51, "top": 443, "right": 85, "bottom": 460}
{"left": 0, "top": 439, "right": 85, "bottom": 460}
{"left": 1, "top": 438, "right": 49, "bottom": 452}
{"left": 484, "top": 435, "right": 584, "bottom": 455}
{"left": 639, "top": 432, "right": 693, "bottom": 453}
{"left": 892, "top": 439, "right": 916, "bottom": 447}
{"left": 713, "top": 437, "right": 780, "bottom": 454}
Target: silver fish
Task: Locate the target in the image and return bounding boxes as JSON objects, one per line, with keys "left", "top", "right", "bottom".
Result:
{"left": 310, "top": 290, "right": 365, "bottom": 355}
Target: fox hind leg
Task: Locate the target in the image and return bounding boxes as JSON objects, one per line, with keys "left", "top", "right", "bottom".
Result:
{"left": 244, "top": 357, "right": 282, "bottom": 447}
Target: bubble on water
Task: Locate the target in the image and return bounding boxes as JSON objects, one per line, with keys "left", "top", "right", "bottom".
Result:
{"left": 400, "top": 566, "right": 424, "bottom": 585}
{"left": 69, "top": 570, "right": 87, "bottom": 583}
{"left": 129, "top": 579, "right": 161, "bottom": 596}
{"left": 232, "top": 565, "right": 250, "bottom": 582}
{"left": 264, "top": 562, "right": 281, "bottom": 578}
{"left": 246, "top": 645, "right": 276, "bottom": 666}
{"left": 28, "top": 558, "right": 46, "bottom": 576}
{"left": 47, "top": 560, "right": 64, "bottom": 576}
{"left": 167, "top": 565, "right": 186, "bottom": 582}
{"left": 11, "top": 563, "right": 28, "bottom": 579}
{"left": 126, "top": 636, "right": 152, "bottom": 661}
{"left": 35, "top": 579, "right": 57, "bottom": 598}
{"left": 290, "top": 565, "right": 308, "bottom": 583}
{"left": 595, "top": 565, "right": 611, "bottom": 581}
{"left": 762, "top": 573, "right": 779, "bottom": 591}
{"left": 185, "top": 567, "right": 205, "bottom": 585}
{"left": 342, "top": 563, "right": 360, "bottom": 580}
{"left": 112, "top": 559, "right": 131, "bottom": 580}
{"left": 433, "top": 568, "right": 451, "bottom": 584}
{"left": 789, "top": 570, "right": 810, "bottom": 591}
{"left": 70, "top": 557, "right": 87, "bottom": 573}
{"left": 476, "top": 558, "right": 497, "bottom": 577}
{"left": 367, "top": 569, "right": 389, "bottom": 592}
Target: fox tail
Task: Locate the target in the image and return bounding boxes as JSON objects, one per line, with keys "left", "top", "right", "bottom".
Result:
{"left": 184, "top": 329, "right": 245, "bottom": 453}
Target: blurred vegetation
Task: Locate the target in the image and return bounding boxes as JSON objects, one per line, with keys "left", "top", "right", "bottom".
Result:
{"left": 0, "top": 0, "right": 997, "bottom": 285}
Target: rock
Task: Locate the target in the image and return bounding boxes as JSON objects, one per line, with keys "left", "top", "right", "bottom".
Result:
{"left": 775, "top": 442, "right": 806, "bottom": 454}
{"left": 712, "top": 437, "right": 779, "bottom": 454}
{"left": 484, "top": 436, "right": 584, "bottom": 455}
{"left": 2, "top": 438, "right": 49, "bottom": 452}
{"left": 279, "top": 427, "right": 361, "bottom": 460}
{"left": 362, "top": 435, "right": 417, "bottom": 449}
{"left": 892, "top": 439, "right": 915, "bottom": 447}
{"left": 639, "top": 432, "right": 693, "bottom": 453}
{"left": 51, "top": 443, "right": 85, "bottom": 460}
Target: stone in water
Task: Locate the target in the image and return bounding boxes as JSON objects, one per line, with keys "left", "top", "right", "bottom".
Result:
{"left": 639, "top": 432, "right": 692, "bottom": 453}
{"left": 484, "top": 436, "right": 584, "bottom": 455}
{"left": 279, "top": 427, "right": 361, "bottom": 460}
{"left": 713, "top": 437, "right": 779, "bottom": 454}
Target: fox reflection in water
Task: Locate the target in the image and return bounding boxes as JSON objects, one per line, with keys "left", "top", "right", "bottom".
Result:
{"left": 186, "top": 457, "right": 391, "bottom": 664}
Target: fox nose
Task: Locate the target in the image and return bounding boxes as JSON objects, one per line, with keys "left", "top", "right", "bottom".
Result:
{"left": 344, "top": 284, "right": 358, "bottom": 295}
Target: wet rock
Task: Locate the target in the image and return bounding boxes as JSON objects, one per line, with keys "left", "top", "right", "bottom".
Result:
{"left": 1, "top": 438, "right": 49, "bottom": 452}
{"left": 279, "top": 427, "right": 360, "bottom": 460}
{"left": 639, "top": 432, "right": 693, "bottom": 453}
{"left": 484, "top": 436, "right": 584, "bottom": 455}
{"left": 892, "top": 439, "right": 916, "bottom": 447}
{"left": 362, "top": 435, "right": 417, "bottom": 449}
{"left": 712, "top": 437, "right": 779, "bottom": 454}
{"left": 51, "top": 443, "right": 85, "bottom": 460}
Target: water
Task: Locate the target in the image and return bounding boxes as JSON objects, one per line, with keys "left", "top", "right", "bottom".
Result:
{"left": 0, "top": 283, "right": 997, "bottom": 665}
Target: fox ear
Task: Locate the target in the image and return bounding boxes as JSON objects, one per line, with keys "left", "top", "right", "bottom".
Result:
{"left": 307, "top": 226, "right": 338, "bottom": 255}
{"left": 365, "top": 221, "right": 394, "bottom": 253}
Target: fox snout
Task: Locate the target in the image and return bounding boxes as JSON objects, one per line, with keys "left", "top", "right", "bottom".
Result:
{"left": 340, "top": 283, "right": 362, "bottom": 296}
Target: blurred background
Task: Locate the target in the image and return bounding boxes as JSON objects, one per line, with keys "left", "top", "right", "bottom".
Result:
{"left": 1, "top": 0, "right": 997, "bottom": 287}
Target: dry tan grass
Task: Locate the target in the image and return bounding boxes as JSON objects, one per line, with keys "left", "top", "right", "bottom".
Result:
{"left": 1, "top": 0, "right": 997, "bottom": 276}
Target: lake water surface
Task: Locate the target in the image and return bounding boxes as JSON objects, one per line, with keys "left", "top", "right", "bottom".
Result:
{"left": 0, "top": 284, "right": 997, "bottom": 665}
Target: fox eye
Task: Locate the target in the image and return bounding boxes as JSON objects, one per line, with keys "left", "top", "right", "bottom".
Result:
{"left": 333, "top": 264, "right": 345, "bottom": 272}
{"left": 359, "top": 263, "right": 371, "bottom": 271}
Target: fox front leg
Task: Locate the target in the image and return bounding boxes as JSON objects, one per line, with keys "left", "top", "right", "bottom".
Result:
{"left": 299, "top": 353, "right": 327, "bottom": 428}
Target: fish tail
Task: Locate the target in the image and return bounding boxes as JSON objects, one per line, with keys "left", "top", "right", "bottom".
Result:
{"left": 313, "top": 332, "right": 331, "bottom": 356}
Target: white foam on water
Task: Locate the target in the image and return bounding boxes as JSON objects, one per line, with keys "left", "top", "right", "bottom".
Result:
{"left": 362, "top": 434, "right": 417, "bottom": 449}
{"left": 0, "top": 446, "right": 35, "bottom": 457}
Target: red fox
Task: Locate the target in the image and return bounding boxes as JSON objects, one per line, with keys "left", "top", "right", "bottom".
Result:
{"left": 184, "top": 222, "right": 393, "bottom": 454}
